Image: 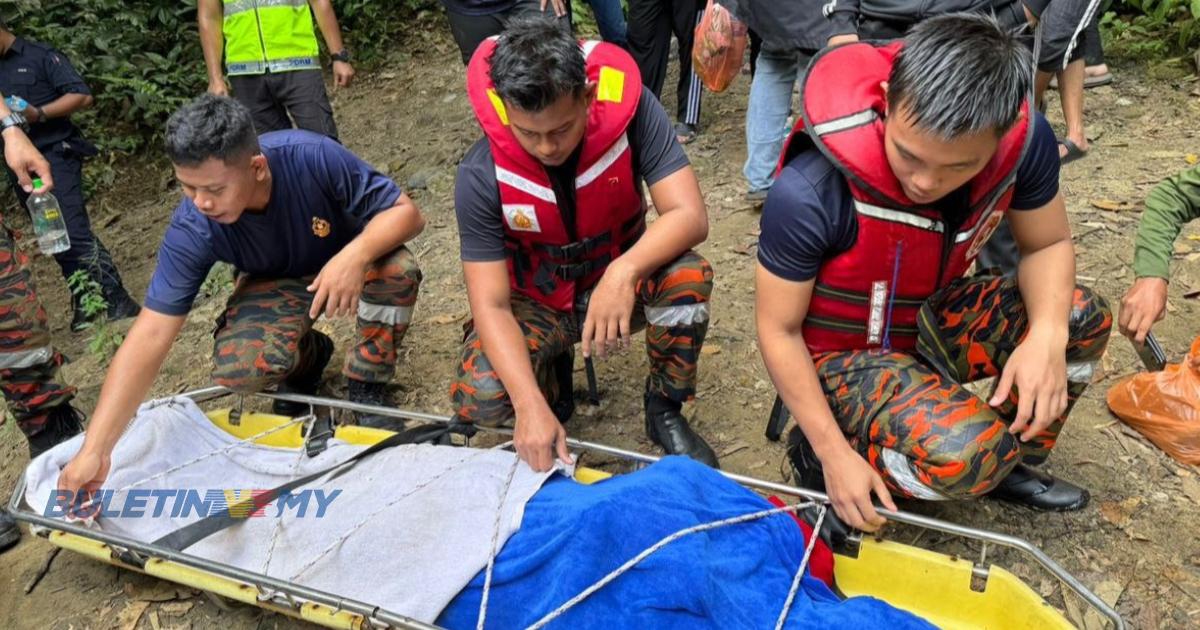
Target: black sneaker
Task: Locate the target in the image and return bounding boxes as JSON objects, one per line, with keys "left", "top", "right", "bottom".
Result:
{"left": 28, "top": 404, "right": 85, "bottom": 459}
{"left": 347, "top": 380, "right": 407, "bottom": 432}
{"left": 272, "top": 330, "right": 334, "bottom": 417}
{"left": 0, "top": 510, "right": 19, "bottom": 554}
{"left": 644, "top": 390, "right": 718, "bottom": 468}
{"left": 988, "top": 463, "right": 1090, "bottom": 512}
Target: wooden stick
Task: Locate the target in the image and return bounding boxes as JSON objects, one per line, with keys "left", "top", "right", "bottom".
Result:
{"left": 24, "top": 547, "right": 61, "bottom": 594}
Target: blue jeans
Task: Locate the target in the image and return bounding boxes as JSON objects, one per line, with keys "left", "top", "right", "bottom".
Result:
{"left": 587, "top": 0, "right": 627, "bottom": 47}
{"left": 744, "top": 49, "right": 811, "bottom": 193}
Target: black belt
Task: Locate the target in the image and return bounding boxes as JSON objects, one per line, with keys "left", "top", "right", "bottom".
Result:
{"left": 153, "top": 422, "right": 468, "bottom": 552}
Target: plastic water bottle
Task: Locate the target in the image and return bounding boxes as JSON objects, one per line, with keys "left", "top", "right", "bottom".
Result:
{"left": 4, "top": 95, "right": 27, "bottom": 113}
{"left": 27, "top": 178, "right": 70, "bottom": 255}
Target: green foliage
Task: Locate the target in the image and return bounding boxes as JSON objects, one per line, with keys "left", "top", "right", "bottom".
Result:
{"left": 12, "top": 1, "right": 206, "bottom": 154}
{"left": 1104, "top": 0, "right": 1200, "bottom": 58}
{"left": 7, "top": 0, "right": 436, "bottom": 155}
{"left": 66, "top": 270, "right": 124, "bottom": 363}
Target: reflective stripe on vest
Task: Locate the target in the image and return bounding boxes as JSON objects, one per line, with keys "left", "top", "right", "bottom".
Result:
{"left": 223, "top": 0, "right": 319, "bottom": 76}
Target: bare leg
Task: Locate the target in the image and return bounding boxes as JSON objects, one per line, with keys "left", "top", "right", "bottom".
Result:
{"left": 1056, "top": 59, "right": 1089, "bottom": 158}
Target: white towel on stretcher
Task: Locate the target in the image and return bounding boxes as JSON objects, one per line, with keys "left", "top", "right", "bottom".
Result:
{"left": 24, "top": 396, "right": 563, "bottom": 623}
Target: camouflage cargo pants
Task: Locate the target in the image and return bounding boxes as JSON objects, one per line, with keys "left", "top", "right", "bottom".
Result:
{"left": 0, "top": 225, "right": 74, "bottom": 437}
{"left": 451, "top": 251, "right": 713, "bottom": 425}
{"left": 813, "top": 274, "right": 1112, "bottom": 500}
{"left": 211, "top": 247, "right": 422, "bottom": 391}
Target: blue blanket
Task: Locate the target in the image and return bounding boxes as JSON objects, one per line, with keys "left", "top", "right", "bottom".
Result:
{"left": 439, "top": 457, "right": 934, "bottom": 629}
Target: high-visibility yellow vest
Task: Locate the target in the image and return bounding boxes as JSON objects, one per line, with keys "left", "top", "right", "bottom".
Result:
{"left": 222, "top": 0, "right": 320, "bottom": 76}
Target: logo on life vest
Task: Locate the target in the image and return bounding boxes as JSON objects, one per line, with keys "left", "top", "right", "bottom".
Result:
{"left": 503, "top": 204, "right": 541, "bottom": 233}
{"left": 965, "top": 210, "right": 1005, "bottom": 259}
{"left": 312, "top": 217, "right": 331, "bottom": 238}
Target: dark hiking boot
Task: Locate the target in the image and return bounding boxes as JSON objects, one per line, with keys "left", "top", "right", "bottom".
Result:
{"left": 272, "top": 330, "right": 334, "bottom": 417}
{"left": 786, "top": 427, "right": 853, "bottom": 550}
{"left": 347, "top": 379, "right": 407, "bottom": 432}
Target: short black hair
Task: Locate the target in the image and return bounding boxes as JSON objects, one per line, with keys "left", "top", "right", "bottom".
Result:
{"left": 164, "top": 94, "right": 260, "bottom": 166}
{"left": 489, "top": 15, "right": 586, "bottom": 112}
{"left": 888, "top": 13, "right": 1032, "bottom": 138}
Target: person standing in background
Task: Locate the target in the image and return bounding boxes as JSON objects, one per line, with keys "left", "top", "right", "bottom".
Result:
{"left": 627, "top": 0, "right": 705, "bottom": 144}
{"left": 198, "top": 0, "right": 355, "bottom": 140}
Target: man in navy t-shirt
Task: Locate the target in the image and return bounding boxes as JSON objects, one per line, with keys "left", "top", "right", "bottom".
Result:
{"left": 755, "top": 15, "right": 1112, "bottom": 535}
{"left": 57, "top": 96, "right": 426, "bottom": 496}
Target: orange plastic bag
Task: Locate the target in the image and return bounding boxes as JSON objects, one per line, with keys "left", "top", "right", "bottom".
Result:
{"left": 692, "top": 0, "right": 748, "bottom": 93}
{"left": 1106, "top": 335, "right": 1200, "bottom": 465}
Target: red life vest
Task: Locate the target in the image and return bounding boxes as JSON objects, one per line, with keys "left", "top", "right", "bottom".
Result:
{"left": 778, "top": 41, "right": 1033, "bottom": 354}
{"left": 467, "top": 38, "right": 645, "bottom": 312}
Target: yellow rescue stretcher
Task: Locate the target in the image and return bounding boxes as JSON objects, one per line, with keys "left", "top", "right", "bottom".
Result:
{"left": 8, "top": 387, "right": 1125, "bottom": 630}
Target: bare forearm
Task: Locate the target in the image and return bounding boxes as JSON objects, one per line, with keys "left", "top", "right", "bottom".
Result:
{"left": 38, "top": 93, "right": 92, "bottom": 119}
{"left": 79, "top": 315, "right": 183, "bottom": 456}
{"left": 473, "top": 304, "right": 545, "bottom": 412}
{"left": 619, "top": 208, "right": 707, "bottom": 278}
{"left": 309, "top": 0, "right": 346, "bottom": 52}
{"left": 758, "top": 325, "right": 849, "bottom": 460}
{"left": 1017, "top": 239, "right": 1074, "bottom": 339}
{"left": 198, "top": 1, "right": 226, "bottom": 82}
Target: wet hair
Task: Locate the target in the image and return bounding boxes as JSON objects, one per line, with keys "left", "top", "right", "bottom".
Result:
{"left": 489, "top": 15, "right": 586, "bottom": 112}
{"left": 165, "top": 94, "right": 260, "bottom": 166}
{"left": 888, "top": 13, "right": 1032, "bottom": 138}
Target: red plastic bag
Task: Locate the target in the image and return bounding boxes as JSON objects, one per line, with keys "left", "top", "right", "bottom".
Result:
{"left": 692, "top": 0, "right": 748, "bottom": 93}
{"left": 1107, "top": 335, "right": 1200, "bottom": 465}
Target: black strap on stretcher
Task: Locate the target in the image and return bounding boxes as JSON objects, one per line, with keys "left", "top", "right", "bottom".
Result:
{"left": 153, "top": 422, "right": 465, "bottom": 552}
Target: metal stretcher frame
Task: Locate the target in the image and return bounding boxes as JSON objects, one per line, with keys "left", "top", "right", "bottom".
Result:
{"left": 7, "top": 386, "right": 1126, "bottom": 630}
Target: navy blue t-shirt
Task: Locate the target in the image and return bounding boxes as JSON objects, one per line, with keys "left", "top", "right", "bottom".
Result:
{"left": 145, "top": 130, "right": 403, "bottom": 315}
{"left": 0, "top": 38, "right": 91, "bottom": 150}
{"left": 758, "top": 113, "right": 1061, "bottom": 282}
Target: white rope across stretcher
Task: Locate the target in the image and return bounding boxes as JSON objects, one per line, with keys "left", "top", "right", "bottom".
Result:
{"left": 70, "top": 398, "right": 833, "bottom": 630}
{"left": 476, "top": 500, "right": 826, "bottom": 630}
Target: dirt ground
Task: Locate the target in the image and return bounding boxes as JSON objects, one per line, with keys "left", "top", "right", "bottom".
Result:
{"left": 2, "top": 16, "right": 1200, "bottom": 630}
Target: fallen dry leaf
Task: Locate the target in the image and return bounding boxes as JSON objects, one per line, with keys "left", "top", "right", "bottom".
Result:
{"left": 158, "top": 601, "right": 196, "bottom": 616}
{"left": 1098, "top": 496, "right": 1141, "bottom": 528}
{"left": 117, "top": 601, "right": 150, "bottom": 630}
{"left": 1188, "top": 154, "right": 1200, "bottom": 165}
{"left": 701, "top": 344, "right": 722, "bottom": 355}
{"left": 1090, "top": 198, "right": 1136, "bottom": 212}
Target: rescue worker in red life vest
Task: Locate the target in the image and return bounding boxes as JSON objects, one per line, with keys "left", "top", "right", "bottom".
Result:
{"left": 450, "top": 16, "right": 719, "bottom": 471}
{"left": 755, "top": 14, "right": 1113, "bottom": 533}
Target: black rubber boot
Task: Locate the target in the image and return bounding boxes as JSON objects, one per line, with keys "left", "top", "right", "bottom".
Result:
{"left": 272, "top": 330, "right": 334, "bottom": 417}
{"left": 28, "top": 404, "right": 85, "bottom": 459}
{"left": 347, "top": 380, "right": 407, "bottom": 432}
{"left": 0, "top": 510, "right": 20, "bottom": 554}
{"left": 644, "top": 388, "right": 719, "bottom": 468}
{"left": 988, "top": 463, "right": 1090, "bottom": 512}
